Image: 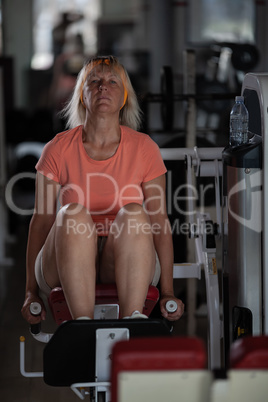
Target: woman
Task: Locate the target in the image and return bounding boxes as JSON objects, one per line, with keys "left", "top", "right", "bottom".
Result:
{"left": 21, "top": 55, "right": 184, "bottom": 323}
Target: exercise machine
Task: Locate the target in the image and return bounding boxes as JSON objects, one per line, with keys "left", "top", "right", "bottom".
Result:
{"left": 19, "top": 72, "right": 268, "bottom": 401}
{"left": 222, "top": 73, "right": 268, "bottom": 360}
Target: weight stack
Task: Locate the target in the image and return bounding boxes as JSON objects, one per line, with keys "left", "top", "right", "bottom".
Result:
{"left": 222, "top": 136, "right": 262, "bottom": 356}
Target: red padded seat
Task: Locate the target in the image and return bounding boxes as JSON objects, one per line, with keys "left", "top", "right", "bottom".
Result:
{"left": 229, "top": 336, "right": 268, "bottom": 369}
{"left": 111, "top": 336, "right": 207, "bottom": 402}
{"left": 48, "top": 284, "right": 159, "bottom": 325}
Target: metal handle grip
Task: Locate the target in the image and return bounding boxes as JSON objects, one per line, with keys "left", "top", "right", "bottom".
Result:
{"left": 165, "top": 300, "right": 178, "bottom": 313}
{"left": 30, "top": 323, "right": 41, "bottom": 335}
{"left": 30, "top": 302, "right": 42, "bottom": 316}
{"left": 30, "top": 302, "right": 42, "bottom": 335}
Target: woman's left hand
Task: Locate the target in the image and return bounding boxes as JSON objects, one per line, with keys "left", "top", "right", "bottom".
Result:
{"left": 159, "top": 295, "right": 185, "bottom": 321}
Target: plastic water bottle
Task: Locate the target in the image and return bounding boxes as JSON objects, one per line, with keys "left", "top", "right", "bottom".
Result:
{"left": 229, "top": 96, "right": 249, "bottom": 147}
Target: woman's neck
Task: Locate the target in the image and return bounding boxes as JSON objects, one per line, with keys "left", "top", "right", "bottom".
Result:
{"left": 81, "top": 116, "right": 121, "bottom": 161}
{"left": 83, "top": 114, "right": 121, "bottom": 144}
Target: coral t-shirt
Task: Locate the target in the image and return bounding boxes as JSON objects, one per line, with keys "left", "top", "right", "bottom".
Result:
{"left": 36, "top": 125, "right": 167, "bottom": 235}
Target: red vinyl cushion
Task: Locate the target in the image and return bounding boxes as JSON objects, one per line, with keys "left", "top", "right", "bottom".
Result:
{"left": 229, "top": 336, "right": 268, "bottom": 369}
{"left": 111, "top": 336, "right": 207, "bottom": 402}
{"left": 48, "top": 284, "right": 159, "bottom": 325}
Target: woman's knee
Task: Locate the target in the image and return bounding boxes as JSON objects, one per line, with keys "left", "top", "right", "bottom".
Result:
{"left": 117, "top": 203, "right": 148, "bottom": 221}
{"left": 113, "top": 203, "right": 153, "bottom": 240}
{"left": 55, "top": 203, "right": 97, "bottom": 240}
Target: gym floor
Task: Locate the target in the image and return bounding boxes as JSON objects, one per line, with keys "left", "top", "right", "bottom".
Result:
{"left": 0, "top": 215, "right": 208, "bottom": 402}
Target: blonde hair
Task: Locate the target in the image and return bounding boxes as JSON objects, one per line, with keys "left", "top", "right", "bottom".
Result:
{"left": 61, "top": 55, "right": 143, "bottom": 131}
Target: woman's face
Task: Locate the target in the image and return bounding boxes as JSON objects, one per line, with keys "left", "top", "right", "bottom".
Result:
{"left": 81, "top": 64, "right": 125, "bottom": 115}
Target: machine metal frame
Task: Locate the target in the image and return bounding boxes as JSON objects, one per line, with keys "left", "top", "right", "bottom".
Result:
{"left": 241, "top": 73, "right": 268, "bottom": 334}
{"left": 20, "top": 146, "right": 225, "bottom": 401}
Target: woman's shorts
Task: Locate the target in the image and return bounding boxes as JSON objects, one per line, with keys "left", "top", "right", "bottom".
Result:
{"left": 35, "top": 241, "right": 161, "bottom": 297}
{"left": 34, "top": 247, "right": 52, "bottom": 296}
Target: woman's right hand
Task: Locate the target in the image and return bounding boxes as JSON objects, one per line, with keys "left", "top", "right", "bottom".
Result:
{"left": 21, "top": 291, "right": 46, "bottom": 324}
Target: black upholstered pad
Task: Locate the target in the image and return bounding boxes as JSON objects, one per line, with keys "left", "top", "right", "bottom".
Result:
{"left": 43, "top": 319, "right": 171, "bottom": 386}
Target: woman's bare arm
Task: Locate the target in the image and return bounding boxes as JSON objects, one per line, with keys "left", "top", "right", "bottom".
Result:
{"left": 142, "top": 174, "right": 184, "bottom": 321}
{"left": 21, "top": 172, "right": 60, "bottom": 323}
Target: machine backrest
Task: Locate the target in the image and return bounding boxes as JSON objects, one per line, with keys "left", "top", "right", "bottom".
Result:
{"left": 229, "top": 335, "right": 268, "bottom": 369}
{"left": 111, "top": 336, "right": 210, "bottom": 402}
{"left": 221, "top": 336, "right": 268, "bottom": 402}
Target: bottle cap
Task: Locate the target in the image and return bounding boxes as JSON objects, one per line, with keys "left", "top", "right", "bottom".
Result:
{"left": 235, "top": 96, "right": 244, "bottom": 102}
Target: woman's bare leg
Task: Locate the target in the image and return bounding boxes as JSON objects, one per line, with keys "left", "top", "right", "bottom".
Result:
{"left": 42, "top": 203, "right": 98, "bottom": 319}
{"left": 100, "top": 203, "right": 155, "bottom": 317}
